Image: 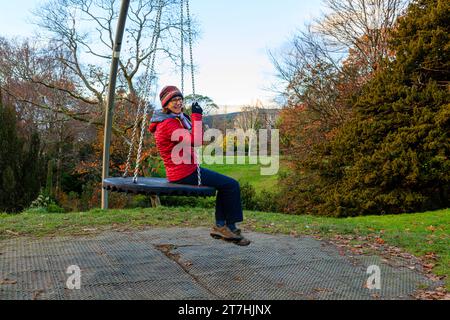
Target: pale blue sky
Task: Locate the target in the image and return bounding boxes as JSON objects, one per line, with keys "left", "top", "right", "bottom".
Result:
{"left": 0, "top": 0, "right": 323, "bottom": 111}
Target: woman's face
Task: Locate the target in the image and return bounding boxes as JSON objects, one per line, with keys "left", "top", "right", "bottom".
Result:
{"left": 166, "top": 97, "right": 183, "bottom": 114}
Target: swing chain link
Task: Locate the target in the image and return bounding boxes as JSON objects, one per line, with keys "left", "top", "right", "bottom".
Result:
{"left": 123, "top": 1, "right": 162, "bottom": 178}
{"left": 123, "top": 101, "right": 143, "bottom": 178}
{"left": 180, "top": 0, "right": 184, "bottom": 96}
{"left": 186, "top": 0, "right": 196, "bottom": 101}
{"left": 185, "top": 0, "right": 201, "bottom": 186}
{"left": 133, "top": 0, "right": 163, "bottom": 183}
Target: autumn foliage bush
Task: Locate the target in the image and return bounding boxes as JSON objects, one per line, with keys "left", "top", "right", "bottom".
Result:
{"left": 279, "top": 0, "right": 450, "bottom": 216}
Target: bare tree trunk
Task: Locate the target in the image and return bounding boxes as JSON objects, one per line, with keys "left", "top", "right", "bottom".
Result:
{"left": 55, "top": 114, "right": 63, "bottom": 197}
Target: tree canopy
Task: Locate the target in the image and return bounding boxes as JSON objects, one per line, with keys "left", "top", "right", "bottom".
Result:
{"left": 278, "top": 0, "right": 449, "bottom": 216}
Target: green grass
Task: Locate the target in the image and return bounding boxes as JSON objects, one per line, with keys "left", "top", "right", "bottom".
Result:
{"left": 202, "top": 156, "right": 281, "bottom": 192}
{"left": 1, "top": 207, "right": 448, "bottom": 290}
{"left": 155, "top": 155, "right": 285, "bottom": 193}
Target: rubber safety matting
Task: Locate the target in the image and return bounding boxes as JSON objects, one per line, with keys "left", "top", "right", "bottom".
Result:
{"left": 0, "top": 228, "right": 441, "bottom": 300}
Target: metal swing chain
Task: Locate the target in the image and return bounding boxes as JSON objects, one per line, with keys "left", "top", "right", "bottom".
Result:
{"left": 133, "top": 1, "right": 163, "bottom": 183}
{"left": 180, "top": 0, "right": 184, "bottom": 95}
{"left": 122, "top": 96, "right": 144, "bottom": 178}
{"left": 123, "top": 2, "right": 162, "bottom": 178}
{"left": 186, "top": 0, "right": 196, "bottom": 99}
{"left": 185, "top": 0, "right": 202, "bottom": 186}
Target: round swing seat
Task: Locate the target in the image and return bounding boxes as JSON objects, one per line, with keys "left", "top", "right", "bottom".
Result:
{"left": 103, "top": 177, "right": 216, "bottom": 197}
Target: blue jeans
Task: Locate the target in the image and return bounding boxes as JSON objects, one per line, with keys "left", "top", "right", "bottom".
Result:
{"left": 172, "top": 167, "right": 243, "bottom": 225}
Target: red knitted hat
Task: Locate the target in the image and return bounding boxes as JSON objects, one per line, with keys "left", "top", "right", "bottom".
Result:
{"left": 160, "top": 86, "right": 183, "bottom": 108}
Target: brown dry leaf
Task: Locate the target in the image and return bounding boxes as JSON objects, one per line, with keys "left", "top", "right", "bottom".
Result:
{"left": 399, "top": 253, "right": 413, "bottom": 259}
{"left": 426, "top": 225, "right": 436, "bottom": 232}
{"left": 375, "top": 237, "right": 385, "bottom": 245}
{"left": 5, "top": 230, "right": 20, "bottom": 236}
{"left": 424, "top": 252, "right": 438, "bottom": 261}
{"left": 414, "top": 288, "right": 450, "bottom": 300}
{"left": 0, "top": 279, "right": 17, "bottom": 285}
{"left": 313, "top": 287, "right": 332, "bottom": 293}
{"left": 32, "top": 290, "right": 44, "bottom": 300}
{"left": 351, "top": 248, "right": 363, "bottom": 255}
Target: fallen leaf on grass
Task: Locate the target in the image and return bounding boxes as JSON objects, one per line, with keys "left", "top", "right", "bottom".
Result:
{"left": 424, "top": 252, "right": 438, "bottom": 261}
{"left": 423, "top": 263, "right": 435, "bottom": 269}
{"left": 350, "top": 248, "right": 364, "bottom": 255}
{"left": 5, "top": 230, "right": 20, "bottom": 236}
{"left": 82, "top": 228, "right": 97, "bottom": 232}
{"left": 375, "top": 238, "right": 385, "bottom": 245}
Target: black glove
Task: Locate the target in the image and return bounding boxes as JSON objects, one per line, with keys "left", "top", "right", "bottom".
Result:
{"left": 191, "top": 102, "right": 203, "bottom": 115}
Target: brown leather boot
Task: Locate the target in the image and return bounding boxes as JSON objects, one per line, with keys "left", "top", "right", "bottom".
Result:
{"left": 234, "top": 236, "right": 251, "bottom": 246}
{"left": 210, "top": 225, "right": 243, "bottom": 241}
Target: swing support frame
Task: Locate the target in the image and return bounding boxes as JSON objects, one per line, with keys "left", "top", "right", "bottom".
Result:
{"left": 101, "top": 0, "right": 131, "bottom": 210}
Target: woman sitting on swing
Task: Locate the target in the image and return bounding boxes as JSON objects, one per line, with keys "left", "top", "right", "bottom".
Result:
{"left": 149, "top": 86, "right": 251, "bottom": 246}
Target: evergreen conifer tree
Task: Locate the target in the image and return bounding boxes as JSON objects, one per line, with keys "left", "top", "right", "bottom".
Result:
{"left": 284, "top": 0, "right": 449, "bottom": 216}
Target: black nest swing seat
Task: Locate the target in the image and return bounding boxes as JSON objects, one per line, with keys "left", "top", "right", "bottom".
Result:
{"left": 103, "top": 177, "right": 216, "bottom": 197}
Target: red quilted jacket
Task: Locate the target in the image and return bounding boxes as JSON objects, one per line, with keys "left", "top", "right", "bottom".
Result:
{"left": 148, "top": 112, "right": 203, "bottom": 182}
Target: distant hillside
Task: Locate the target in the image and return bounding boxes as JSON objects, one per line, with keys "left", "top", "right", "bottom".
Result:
{"left": 203, "top": 109, "right": 280, "bottom": 130}
{"left": 203, "top": 112, "right": 241, "bottom": 128}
